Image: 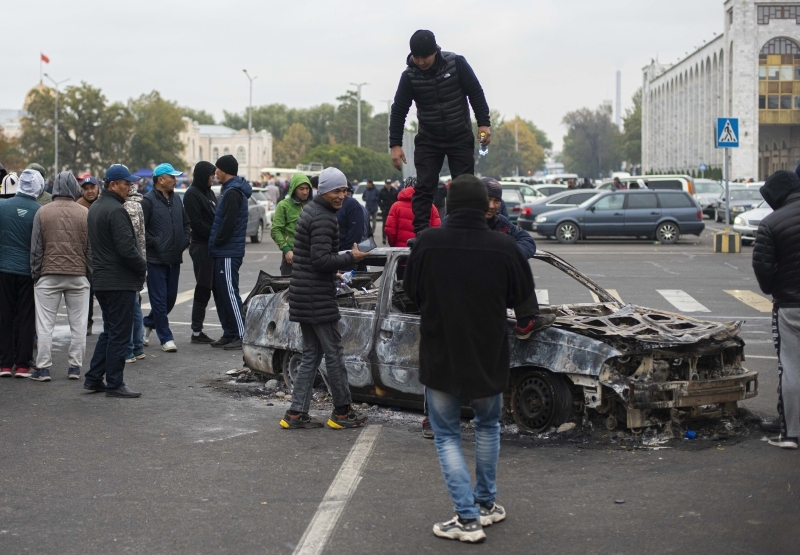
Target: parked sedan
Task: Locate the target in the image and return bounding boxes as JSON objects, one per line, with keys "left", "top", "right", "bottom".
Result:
{"left": 502, "top": 188, "right": 525, "bottom": 223}
{"left": 500, "top": 182, "right": 543, "bottom": 204}
{"left": 532, "top": 190, "right": 704, "bottom": 244}
{"left": 517, "top": 190, "right": 600, "bottom": 231}
{"left": 733, "top": 200, "right": 772, "bottom": 244}
{"left": 175, "top": 187, "right": 267, "bottom": 243}
{"left": 714, "top": 186, "right": 764, "bottom": 223}
{"left": 691, "top": 179, "right": 724, "bottom": 217}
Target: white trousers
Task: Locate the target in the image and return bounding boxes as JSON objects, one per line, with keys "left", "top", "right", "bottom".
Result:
{"left": 35, "top": 275, "right": 90, "bottom": 370}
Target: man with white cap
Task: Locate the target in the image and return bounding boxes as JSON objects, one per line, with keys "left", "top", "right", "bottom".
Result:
{"left": 0, "top": 169, "right": 44, "bottom": 377}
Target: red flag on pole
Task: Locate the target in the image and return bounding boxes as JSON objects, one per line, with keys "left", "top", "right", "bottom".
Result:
{"left": 41, "top": 53, "right": 50, "bottom": 64}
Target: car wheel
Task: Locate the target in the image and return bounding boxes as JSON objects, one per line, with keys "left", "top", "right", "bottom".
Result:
{"left": 251, "top": 220, "right": 264, "bottom": 243}
{"left": 510, "top": 369, "right": 573, "bottom": 434}
{"left": 555, "top": 222, "right": 579, "bottom": 244}
{"left": 656, "top": 222, "right": 679, "bottom": 244}
{"left": 281, "top": 351, "right": 324, "bottom": 390}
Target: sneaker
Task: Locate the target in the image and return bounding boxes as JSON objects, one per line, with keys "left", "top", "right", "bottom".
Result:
{"left": 29, "top": 368, "right": 51, "bottom": 382}
{"left": 134, "top": 353, "right": 146, "bottom": 360}
{"left": 161, "top": 340, "right": 177, "bottom": 352}
{"left": 210, "top": 336, "right": 234, "bottom": 349}
{"left": 768, "top": 435, "right": 799, "bottom": 449}
{"left": 125, "top": 355, "right": 137, "bottom": 364}
{"left": 478, "top": 502, "right": 506, "bottom": 526}
{"left": 432, "top": 515, "right": 485, "bottom": 543}
{"left": 15, "top": 367, "right": 33, "bottom": 378}
{"left": 67, "top": 367, "right": 80, "bottom": 380}
{"left": 191, "top": 332, "right": 215, "bottom": 344}
{"left": 143, "top": 326, "right": 152, "bottom": 346}
{"left": 0, "top": 367, "right": 12, "bottom": 377}
{"left": 422, "top": 417, "right": 435, "bottom": 439}
{"left": 760, "top": 420, "right": 781, "bottom": 433}
{"left": 327, "top": 408, "right": 368, "bottom": 429}
{"left": 279, "top": 411, "right": 324, "bottom": 429}
{"left": 515, "top": 313, "right": 557, "bottom": 339}
{"left": 223, "top": 338, "right": 243, "bottom": 350}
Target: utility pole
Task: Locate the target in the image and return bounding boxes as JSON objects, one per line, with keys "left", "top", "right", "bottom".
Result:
{"left": 350, "top": 82, "right": 368, "bottom": 147}
{"left": 243, "top": 69, "right": 257, "bottom": 180}
{"left": 44, "top": 73, "right": 69, "bottom": 176}
{"left": 515, "top": 120, "right": 519, "bottom": 177}
{"left": 382, "top": 99, "right": 391, "bottom": 154}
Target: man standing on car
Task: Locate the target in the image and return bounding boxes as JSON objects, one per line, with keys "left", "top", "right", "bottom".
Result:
{"left": 280, "top": 167, "right": 369, "bottom": 430}
{"left": 390, "top": 30, "right": 491, "bottom": 236}
{"left": 753, "top": 169, "right": 800, "bottom": 450}
{"left": 362, "top": 179, "right": 380, "bottom": 234}
{"left": 378, "top": 179, "right": 398, "bottom": 244}
{"left": 183, "top": 161, "right": 220, "bottom": 344}
{"left": 208, "top": 155, "right": 251, "bottom": 350}
{"left": 141, "top": 163, "right": 190, "bottom": 353}
{"left": 404, "top": 174, "right": 532, "bottom": 542}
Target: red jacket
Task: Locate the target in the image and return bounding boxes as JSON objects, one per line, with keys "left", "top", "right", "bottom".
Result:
{"left": 384, "top": 187, "right": 441, "bottom": 247}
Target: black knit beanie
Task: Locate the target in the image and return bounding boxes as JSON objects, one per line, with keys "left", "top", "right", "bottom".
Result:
{"left": 192, "top": 161, "right": 217, "bottom": 189}
{"left": 481, "top": 177, "right": 502, "bottom": 200}
{"left": 215, "top": 154, "right": 238, "bottom": 176}
{"left": 447, "top": 174, "right": 489, "bottom": 213}
{"left": 410, "top": 30, "right": 438, "bottom": 57}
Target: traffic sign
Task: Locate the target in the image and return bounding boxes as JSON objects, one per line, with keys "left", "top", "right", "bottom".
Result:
{"left": 699, "top": 163, "right": 707, "bottom": 172}
{"left": 716, "top": 118, "right": 739, "bottom": 148}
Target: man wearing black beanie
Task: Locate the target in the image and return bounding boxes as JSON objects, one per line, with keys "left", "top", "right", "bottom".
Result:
{"left": 390, "top": 29, "right": 491, "bottom": 235}
{"left": 403, "top": 174, "right": 532, "bottom": 542}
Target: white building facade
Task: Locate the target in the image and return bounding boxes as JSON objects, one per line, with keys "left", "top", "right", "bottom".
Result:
{"left": 642, "top": 0, "right": 800, "bottom": 180}
{"left": 180, "top": 119, "right": 273, "bottom": 182}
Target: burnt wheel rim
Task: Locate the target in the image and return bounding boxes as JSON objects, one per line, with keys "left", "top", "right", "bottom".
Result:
{"left": 283, "top": 352, "right": 302, "bottom": 390}
{"left": 557, "top": 223, "right": 577, "bottom": 243}
{"left": 514, "top": 374, "right": 555, "bottom": 431}
{"left": 658, "top": 223, "right": 677, "bottom": 243}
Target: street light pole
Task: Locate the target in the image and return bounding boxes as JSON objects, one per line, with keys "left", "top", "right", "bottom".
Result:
{"left": 44, "top": 73, "right": 69, "bottom": 176}
{"left": 243, "top": 70, "right": 257, "bottom": 181}
{"left": 350, "top": 82, "right": 368, "bottom": 147}
{"left": 515, "top": 120, "right": 519, "bottom": 177}
{"left": 382, "top": 100, "right": 391, "bottom": 154}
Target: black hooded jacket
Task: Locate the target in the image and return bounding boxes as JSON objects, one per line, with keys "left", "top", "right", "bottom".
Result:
{"left": 183, "top": 162, "right": 218, "bottom": 243}
{"left": 752, "top": 170, "right": 800, "bottom": 306}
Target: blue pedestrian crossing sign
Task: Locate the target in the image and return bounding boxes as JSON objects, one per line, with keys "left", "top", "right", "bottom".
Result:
{"left": 716, "top": 118, "right": 739, "bottom": 148}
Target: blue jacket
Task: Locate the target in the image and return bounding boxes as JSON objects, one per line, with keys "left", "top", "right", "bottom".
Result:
{"left": 362, "top": 186, "right": 380, "bottom": 213}
{"left": 142, "top": 190, "right": 190, "bottom": 266}
{"left": 442, "top": 212, "right": 536, "bottom": 259}
{"left": 0, "top": 193, "right": 41, "bottom": 276}
{"left": 337, "top": 196, "right": 369, "bottom": 249}
{"left": 209, "top": 177, "right": 252, "bottom": 258}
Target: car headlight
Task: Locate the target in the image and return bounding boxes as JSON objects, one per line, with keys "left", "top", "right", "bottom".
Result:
{"left": 734, "top": 216, "right": 744, "bottom": 225}
{"left": 731, "top": 206, "right": 745, "bottom": 212}
{"left": 535, "top": 216, "right": 548, "bottom": 223}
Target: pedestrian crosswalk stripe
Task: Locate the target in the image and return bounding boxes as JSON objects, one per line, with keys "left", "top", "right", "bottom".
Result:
{"left": 724, "top": 290, "right": 772, "bottom": 313}
{"left": 536, "top": 289, "right": 549, "bottom": 305}
{"left": 657, "top": 290, "right": 710, "bottom": 312}
{"left": 590, "top": 289, "right": 623, "bottom": 303}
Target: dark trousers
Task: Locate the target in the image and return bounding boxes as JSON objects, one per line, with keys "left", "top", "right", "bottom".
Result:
{"left": 85, "top": 290, "right": 136, "bottom": 390}
{"left": 290, "top": 322, "right": 352, "bottom": 414}
{"left": 412, "top": 134, "right": 475, "bottom": 234}
{"left": 214, "top": 257, "right": 244, "bottom": 339}
{"left": 189, "top": 242, "right": 219, "bottom": 332}
{"left": 0, "top": 272, "right": 35, "bottom": 369}
{"left": 143, "top": 262, "right": 180, "bottom": 344}
{"left": 280, "top": 256, "right": 293, "bottom": 277}
{"left": 87, "top": 282, "right": 94, "bottom": 325}
{"left": 515, "top": 290, "right": 541, "bottom": 320}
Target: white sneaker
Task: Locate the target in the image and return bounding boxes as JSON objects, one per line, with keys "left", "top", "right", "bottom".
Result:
{"left": 125, "top": 356, "right": 137, "bottom": 364}
{"left": 161, "top": 340, "right": 177, "bottom": 352}
{"left": 143, "top": 326, "right": 152, "bottom": 346}
{"left": 768, "top": 436, "right": 799, "bottom": 449}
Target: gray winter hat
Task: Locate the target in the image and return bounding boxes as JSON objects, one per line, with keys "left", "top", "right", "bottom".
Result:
{"left": 18, "top": 169, "right": 44, "bottom": 198}
{"left": 317, "top": 167, "right": 348, "bottom": 196}
{"left": 53, "top": 171, "right": 80, "bottom": 201}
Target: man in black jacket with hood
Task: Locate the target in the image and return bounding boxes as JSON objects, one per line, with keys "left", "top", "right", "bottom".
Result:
{"left": 753, "top": 169, "right": 800, "bottom": 450}
{"left": 404, "top": 174, "right": 533, "bottom": 542}
{"left": 390, "top": 30, "right": 491, "bottom": 236}
{"left": 183, "top": 161, "right": 220, "bottom": 344}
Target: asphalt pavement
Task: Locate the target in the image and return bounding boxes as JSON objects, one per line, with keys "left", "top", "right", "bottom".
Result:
{"left": 2, "top": 218, "right": 798, "bottom": 555}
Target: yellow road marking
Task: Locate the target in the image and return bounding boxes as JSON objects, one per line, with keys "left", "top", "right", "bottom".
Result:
{"left": 724, "top": 290, "right": 773, "bottom": 313}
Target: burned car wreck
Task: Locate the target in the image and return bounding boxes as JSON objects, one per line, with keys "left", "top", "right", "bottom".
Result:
{"left": 242, "top": 248, "right": 757, "bottom": 433}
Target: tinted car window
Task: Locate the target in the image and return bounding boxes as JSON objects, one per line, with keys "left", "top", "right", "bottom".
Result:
{"left": 647, "top": 180, "right": 683, "bottom": 190}
{"left": 593, "top": 194, "right": 625, "bottom": 210}
{"left": 626, "top": 194, "right": 658, "bottom": 209}
{"left": 657, "top": 193, "right": 693, "bottom": 208}
{"left": 694, "top": 182, "right": 723, "bottom": 194}
{"left": 564, "top": 193, "right": 595, "bottom": 204}
{"left": 729, "top": 189, "right": 763, "bottom": 201}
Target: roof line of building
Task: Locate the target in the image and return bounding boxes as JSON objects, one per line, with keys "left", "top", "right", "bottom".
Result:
{"left": 644, "top": 33, "right": 725, "bottom": 82}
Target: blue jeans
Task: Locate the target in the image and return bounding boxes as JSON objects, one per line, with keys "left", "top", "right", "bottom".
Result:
{"left": 143, "top": 262, "right": 180, "bottom": 344}
{"left": 426, "top": 389, "right": 503, "bottom": 520}
{"left": 126, "top": 295, "right": 144, "bottom": 358}
{"left": 85, "top": 290, "right": 136, "bottom": 390}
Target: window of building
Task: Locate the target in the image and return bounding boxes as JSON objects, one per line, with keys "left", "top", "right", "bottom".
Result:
{"left": 782, "top": 95, "right": 793, "bottom": 109}
{"left": 768, "top": 66, "right": 780, "bottom": 80}
{"left": 760, "top": 95, "right": 767, "bottom": 109}
{"left": 212, "top": 147, "right": 219, "bottom": 159}
{"left": 237, "top": 146, "right": 246, "bottom": 163}
{"left": 759, "top": 38, "right": 800, "bottom": 123}
{"left": 781, "top": 65, "right": 794, "bottom": 80}
{"left": 223, "top": 147, "right": 230, "bottom": 156}
{"left": 199, "top": 146, "right": 203, "bottom": 160}
{"left": 759, "top": 66, "right": 767, "bottom": 80}
{"left": 728, "top": 8, "right": 733, "bottom": 24}
{"left": 768, "top": 95, "right": 780, "bottom": 109}
{"left": 757, "top": 5, "right": 800, "bottom": 25}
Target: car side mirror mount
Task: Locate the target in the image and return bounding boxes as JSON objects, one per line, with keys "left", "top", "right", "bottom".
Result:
{"left": 589, "top": 205, "right": 596, "bottom": 212}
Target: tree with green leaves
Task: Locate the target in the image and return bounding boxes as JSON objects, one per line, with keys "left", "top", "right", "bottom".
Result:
{"left": 301, "top": 143, "right": 399, "bottom": 182}
{"left": 331, "top": 90, "right": 374, "bottom": 146}
{"left": 0, "top": 126, "right": 24, "bottom": 171}
{"left": 562, "top": 103, "right": 622, "bottom": 178}
{"left": 274, "top": 123, "right": 313, "bottom": 167}
{"left": 128, "top": 91, "right": 186, "bottom": 170}
{"left": 478, "top": 117, "right": 545, "bottom": 177}
{"left": 182, "top": 107, "right": 216, "bottom": 125}
{"left": 620, "top": 88, "right": 642, "bottom": 169}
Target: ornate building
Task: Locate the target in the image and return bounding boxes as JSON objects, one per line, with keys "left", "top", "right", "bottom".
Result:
{"left": 642, "top": 0, "right": 800, "bottom": 180}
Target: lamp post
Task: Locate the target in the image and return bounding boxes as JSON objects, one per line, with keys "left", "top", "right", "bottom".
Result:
{"left": 43, "top": 73, "right": 69, "bottom": 176}
{"left": 350, "top": 82, "right": 368, "bottom": 147}
{"left": 382, "top": 99, "right": 391, "bottom": 154}
{"left": 243, "top": 69, "right": 257, "bottom": 180}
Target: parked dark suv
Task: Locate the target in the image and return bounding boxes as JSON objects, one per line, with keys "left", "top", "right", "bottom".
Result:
{"left": 531, "top": 190, "right": 704, "bottom": 244}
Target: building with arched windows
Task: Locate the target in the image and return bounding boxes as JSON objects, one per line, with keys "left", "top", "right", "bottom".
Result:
{"left": 642, "top": 0, "right": 800, "bottom": 180}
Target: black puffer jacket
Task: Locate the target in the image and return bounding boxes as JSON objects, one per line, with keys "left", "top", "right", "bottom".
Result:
{"left": 288, "top": 195, "right": 355, "bottom": 324}
{"left": 142, "top": 189, "right": 190, "bottom": 266}
{"left": 752, "top": 170, "right": 800, "bottom": 307}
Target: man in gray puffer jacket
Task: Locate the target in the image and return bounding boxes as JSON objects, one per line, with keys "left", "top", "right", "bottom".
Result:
{"left": 281, "top": 167, "right": 369, "bottom": 430}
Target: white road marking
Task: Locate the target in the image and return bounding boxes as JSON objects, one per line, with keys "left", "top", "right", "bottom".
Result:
{"left": 293, "top": 425, "right": 382, "bottom": 555}
{"left": 536, "top": 289, "right": 549, "bottom": 305}
{"left": 657, "top": 290, "right": 710, "bottom": 312}
{"left": 724, "top": 290, "right": 773, "bottom": 313}
{"left": 590, "top": 289, "right": 623, "bottom": 303}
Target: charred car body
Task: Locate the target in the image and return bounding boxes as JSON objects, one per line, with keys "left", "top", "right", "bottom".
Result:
{"left": 242, "top": 248, "right": 757, "bottom": 433}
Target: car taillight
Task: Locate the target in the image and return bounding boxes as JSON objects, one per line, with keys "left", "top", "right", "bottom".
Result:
{"left": 697, "top": 210, "right": 702, "bottom": 220}
{"left": 522, "top": 207, "right": 532, "bottom": 216}
{"left": 512, "top": 206, "right": 520, "bottom": 212}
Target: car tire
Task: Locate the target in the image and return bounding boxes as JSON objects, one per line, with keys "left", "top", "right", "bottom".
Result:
{"left": 510, "top": 369, "right": 573, "bottom": 434}
{"left": 281, "top": 351, "right": 324, "bottom": 390}
{"left": 655, "top": 222, "right": 680, "bottom": 244}
{"left": 251, "top": 220, "right": 264, "bottom": 243}
{"left": 555, "top": 222, "right": 579, "bottom": 244}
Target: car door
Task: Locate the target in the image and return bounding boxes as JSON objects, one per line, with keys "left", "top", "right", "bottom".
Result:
{"left": 583, "top": 193, "right": 625, "bottom": 236}
{"left": 246, "top": 197, "right": 258, "bottom": 235}
{"left": 623, "top": 193, "right": 661, "bottom": 236}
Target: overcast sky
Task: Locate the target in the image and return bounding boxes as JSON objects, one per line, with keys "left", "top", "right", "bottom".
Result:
{"left": 3, "top": 0, "right": 724, "bottom": 151}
